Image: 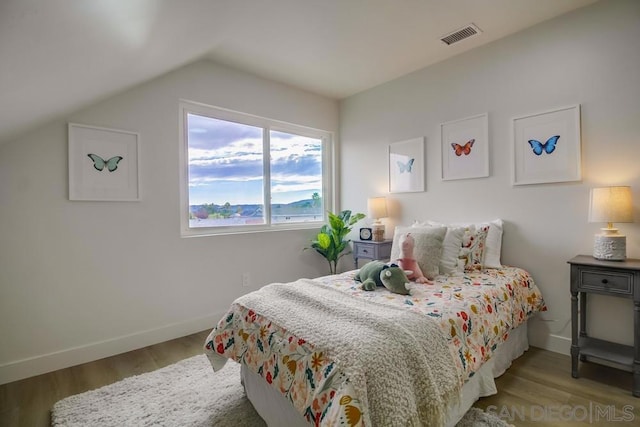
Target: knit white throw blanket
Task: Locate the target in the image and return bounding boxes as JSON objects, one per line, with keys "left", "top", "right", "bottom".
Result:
{"left": 234, "top": 279, "right": 462, "bottom": 426}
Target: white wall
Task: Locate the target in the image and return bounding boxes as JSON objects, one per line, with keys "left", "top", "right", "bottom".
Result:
{"left": 0, "top": 59, "right": 338, "bottom": 384}
{"left": 340, "top": 0, "right": 640, "bottom": 354}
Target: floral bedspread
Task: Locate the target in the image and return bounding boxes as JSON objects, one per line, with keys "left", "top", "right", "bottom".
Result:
{"left": 204, "top": 267, "right": 545, "bottom": 426}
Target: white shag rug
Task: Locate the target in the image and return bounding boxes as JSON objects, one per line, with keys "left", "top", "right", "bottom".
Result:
{"left": 51, "top": 355, "right": 511, "bottom": 427}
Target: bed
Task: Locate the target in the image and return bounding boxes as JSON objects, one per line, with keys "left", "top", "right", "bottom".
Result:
{"left": 204, "top": 222, "right": 546, "bottom": 426}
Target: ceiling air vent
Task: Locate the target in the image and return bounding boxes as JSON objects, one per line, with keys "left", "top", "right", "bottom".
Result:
{"left": 440, "top": 23, "right": 482, "bottom": 46}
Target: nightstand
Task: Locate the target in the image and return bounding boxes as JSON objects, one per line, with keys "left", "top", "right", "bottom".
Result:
{"left": 568, "top": 255, "right": 640, "bottom": 397}
{"left": 353, "top": 240, "right": 392, "bottom": 269}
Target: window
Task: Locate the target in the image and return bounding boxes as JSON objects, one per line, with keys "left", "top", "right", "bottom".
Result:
{"left": 179, "top": 100, "right": 332, "bottom": 236}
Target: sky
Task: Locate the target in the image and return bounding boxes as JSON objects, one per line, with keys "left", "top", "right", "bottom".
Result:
{"left": 187, "top": 114, "right": 323, "bottom": 206}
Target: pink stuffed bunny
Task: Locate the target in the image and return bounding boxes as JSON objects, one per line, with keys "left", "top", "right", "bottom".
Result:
{"left": 396, "top": 233, "right": 432, "bottom": 284}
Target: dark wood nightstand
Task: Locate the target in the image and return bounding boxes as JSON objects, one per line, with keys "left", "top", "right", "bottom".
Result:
{"left": 352, "top": 240, "right": 392, "bottom": 269}
{"left": 568, "top": 255, "right": 640, "bottom": 397}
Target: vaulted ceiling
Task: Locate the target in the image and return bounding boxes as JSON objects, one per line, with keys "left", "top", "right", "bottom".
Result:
{"left": 0, "top": 0, "right": 596, "bottom": 145}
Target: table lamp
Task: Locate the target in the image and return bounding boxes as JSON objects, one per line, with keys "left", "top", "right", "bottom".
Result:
{"left": 367, "top": 197, "right": 388, "bottom": 242}
{"left": 588, "top": 186, "right": 633, "bottom": 261}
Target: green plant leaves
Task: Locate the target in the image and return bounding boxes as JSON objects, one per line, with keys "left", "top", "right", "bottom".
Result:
{"left": 317, "top": 233, "right": 331, "bottom": 249}
{"left": 306, "top": 209, "right": 365, "bottom": 274}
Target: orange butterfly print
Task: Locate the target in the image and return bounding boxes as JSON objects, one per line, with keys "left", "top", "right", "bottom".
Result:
{"left": 451, "top": 139, "right": 475, "bottom": 156}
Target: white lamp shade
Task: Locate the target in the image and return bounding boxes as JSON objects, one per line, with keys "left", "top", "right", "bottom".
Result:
{"left": 367, "top": 197, "right": 388, "bottom": 220}
{"left": 589, "top": 186, "right": 633, "bottom": 224}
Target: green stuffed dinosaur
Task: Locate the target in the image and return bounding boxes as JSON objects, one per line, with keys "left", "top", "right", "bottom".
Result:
{"left": 354, "top": 260, "right": 387, "bottom": 291}
{"left": 380, "top": 266, "right": 412, "bottom": 295}
{"left": 355, "top": 261, "right": 412, "bottom": 295}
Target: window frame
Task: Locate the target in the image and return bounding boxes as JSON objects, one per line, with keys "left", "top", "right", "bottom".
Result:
{"left": 178, "top": 99, "right": 334, "bottom": 237}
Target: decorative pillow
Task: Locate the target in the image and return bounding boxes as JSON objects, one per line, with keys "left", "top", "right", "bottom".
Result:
{"left": 389, "top": 226, "right": 446, "bottom": 280}
{"left": 416, "top": 219, "right": 503, "bottom": 269}
{"left": 411, "top": 223, "right": 464, "bottom": 274}
{"left": 460, "top": 224, "right": 489, "bottom": 271}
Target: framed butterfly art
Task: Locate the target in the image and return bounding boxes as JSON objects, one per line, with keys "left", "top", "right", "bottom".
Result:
{"left": 389, "top": 137, "right": 425, "bottom": 193}
{"left": 440, "top": 113, "right": 489, "bottom": 181}
{"left": 68, "top": 123, "right": 140, "bottom": 201}
{"left": 512, "top": 104, "right": 581, "bottom": 185}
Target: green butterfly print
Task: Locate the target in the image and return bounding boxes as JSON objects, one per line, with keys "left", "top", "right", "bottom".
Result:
{"left": 87, "top": 154, "right": 123, "bottom": 172}
{"left": 397, "top": 158, "right": 414, "bottom": 173}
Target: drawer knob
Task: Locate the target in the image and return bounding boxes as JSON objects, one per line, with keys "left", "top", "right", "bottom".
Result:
{"left": 601, "top": 279, "right": 609, "bottom": 285}
{"left": 362, "top": 249, "right": 369, "bottom": 254}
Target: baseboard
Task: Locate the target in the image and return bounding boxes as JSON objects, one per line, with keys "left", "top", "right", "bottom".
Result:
{"left": 0, "top": 312, "right": 224, "bottom": 385}
{"left": 528, "top": 328, "right": 571, "bottom": 355}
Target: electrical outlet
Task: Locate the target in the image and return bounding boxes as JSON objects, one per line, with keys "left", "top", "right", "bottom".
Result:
{"left": 242, "top": 272, "right": 250, "bottom": 287}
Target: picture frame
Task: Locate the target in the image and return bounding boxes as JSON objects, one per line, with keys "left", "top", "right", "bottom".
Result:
{"left": 440, "top": 113, "right": 489, "bottom": 181}
{"left": 388, "top": 137, "right": 425, "bottom": 193}
{"left": 512, "top": 104, "right": 581, "bottom": 186}
{"left": 68, "top": 123, "right": 140, "bottom": 201}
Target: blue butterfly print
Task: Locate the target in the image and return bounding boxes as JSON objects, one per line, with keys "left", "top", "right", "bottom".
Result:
{"left": 397, "top": 158, "right": 414, "bottom": 173}
{"left": 528, "top": 135, "right": 560, "bottom": 156}
{"left": 87, "top": 154, "right": 124, "bottom": 172}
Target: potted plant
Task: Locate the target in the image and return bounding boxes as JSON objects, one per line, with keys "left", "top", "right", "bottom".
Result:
{"left": 307, "top": 210, "right": 365, "bottom": 274}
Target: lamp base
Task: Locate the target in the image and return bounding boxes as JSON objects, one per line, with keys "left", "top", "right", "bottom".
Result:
{"left": 593, "top": 229, "right": 626, "bottom": 261}
{"left": 372, "top": 223, "right": 385, "bottom": 242}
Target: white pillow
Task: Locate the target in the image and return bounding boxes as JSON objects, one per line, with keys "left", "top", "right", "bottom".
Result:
{"left": 482, "top": 219, "right": 503, "bottom": 269}
{"left": 389, "top": 226, "right": 446, "bottom": 279}
{"left": 411, "top": 223, "right": 464, "bottom": 274}
{"left": 416, "top": 219, "right": 504, "bottom": 269}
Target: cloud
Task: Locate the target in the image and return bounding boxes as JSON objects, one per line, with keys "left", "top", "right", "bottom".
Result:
{"left": 189, "top": 155, "right": 263, "bottom": 183}
{"left": 187, "top": 115, "right": 324, "bottom": 196}
{"left": 271, "top": 153, "right": 321, "bottom": 177}
{"left": 187, "top": 113, "right": 261, "bottom": 150}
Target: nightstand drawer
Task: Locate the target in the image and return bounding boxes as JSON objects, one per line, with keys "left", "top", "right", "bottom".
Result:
{"left": 353, "top": 240, "right": 393, "bottom": 268}
{"left": 356, "top": 243, "right": 376, "bottom": 258}
{"left": 579, "top": 269, "right": 633, "bottom": 295}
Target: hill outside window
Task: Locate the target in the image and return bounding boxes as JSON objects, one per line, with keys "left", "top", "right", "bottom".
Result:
{"left": 179, "top": 100, "right": 332, "bottom": 236}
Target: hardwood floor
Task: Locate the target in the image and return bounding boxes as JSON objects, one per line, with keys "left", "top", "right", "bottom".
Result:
{"left": 475, "top": 348, "right": 639, "bottom": 426}
{"left": 0, "top": 330, "right": 210, "bottom": 427}
{"left": 1, "top": 333, "right": 638, "bottom": 426}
